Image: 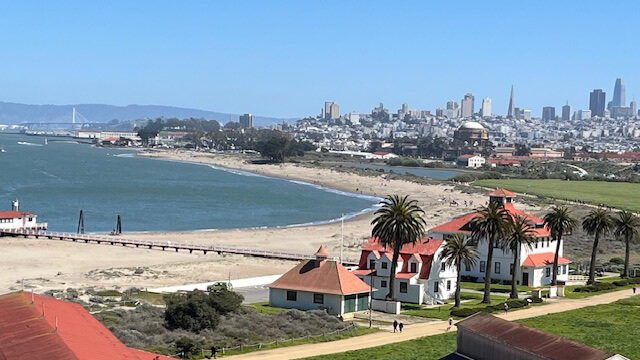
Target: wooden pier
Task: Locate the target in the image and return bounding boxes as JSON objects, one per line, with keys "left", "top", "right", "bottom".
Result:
{"left": 0, "top": 229, "right": 358, "bottom": 266}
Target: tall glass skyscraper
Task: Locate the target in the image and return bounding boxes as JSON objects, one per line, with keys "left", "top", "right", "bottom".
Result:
{"left": 589, "top": 89, "right": 606, "bottom": 117}
{"left": 612, "top": 78, "right": 626, "bottom": 107}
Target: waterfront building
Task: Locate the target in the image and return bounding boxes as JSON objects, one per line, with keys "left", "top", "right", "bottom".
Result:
{"left": 612, "top": 77, "right": 626, "bottom": 108}
{"left": 74, "top": 130, "right": 141, "bottom": 142}
{"left": 461, "top": 93, "right": 475, "bottom": 118}
{"left": 440, "top": 312, "right": 628, "bottom": 360}
{"left": 268, "top": 246, "right": 371, "bottom": 315}
{"left": 0, "top": 292, "right": 174, "bottom": 359}
{"left": 352, "top": 237, "right": 456, "bottom": 304}
{"left": 507, "top": 85, "right": 516, "bottom": 118}
{"left": 453, "top": 121, "right": 489, "bottom": 146}
{"left": 589, "top": 89, "right": 606, "bottom": 117}
{"left": 562, "top": 102, "right": 572, "bottom": 121}
{"left": 429, "top": 189, "right": 570, "bottom": 287}
{"left": 240, "top": 113, "right": 254, "bottom": 128}
{"left": 480, "top": 97, "right": 491, "bottom": 117}
{"left": 542, "top": 106, "right": 556, "bottom": 121}
{"left": 0, "top": 200, "right": 47, "bottom": 231}
{"left": 457, "top": 154, "right": 486, "bottom": 168}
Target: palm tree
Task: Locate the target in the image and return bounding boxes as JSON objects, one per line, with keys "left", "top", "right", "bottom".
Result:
{"left": 582, "top": 208, "right": 613, "bottom": 284}
{"left": 613, "top": 211, "right": 640, "bottom": 278}
{"left": 543, "top": 206, "right": 577, "bottom": 285}
{"left": 371, "top": 195, "right": 426, "bottom": 300}
{"left": 503, "top": 215, "right": 536, "bottom": 299}
{"left": 469, "top": 201, "right": 511, "bottom": 304}
{"left": 439, "top": 234, "right": 478, "bottom": 307}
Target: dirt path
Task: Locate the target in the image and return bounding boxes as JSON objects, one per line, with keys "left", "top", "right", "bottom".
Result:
{"left": 228, "top": 289, "right": 637, "bottom": 360}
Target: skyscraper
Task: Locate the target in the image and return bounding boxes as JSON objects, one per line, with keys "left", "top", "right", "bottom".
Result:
{"left": 324, "top": 101, "right": 340, "bottom": 120}
{"left": 481, "top": 97, "right": 492, "bottom": 117}
{"left": 239, "top": 113, "right": 254, "bottom": 128}
{"left": 612, "top": 78, "right": 626, "bottom": 107}
{"left": 542, "top": 106, "right": 556, "bottom": 121}
{"left": 460, "top": 93, "right": 474, "bottom": 118}
{"left": 589, "top": 89, "right": 606, "bottom": 117}
{"left": 631, "top": 99, "right": 637, "bottom": 116}
{"left": 561, "top": 102, "right": 572, "bottom": 121}
{"left": 507, "top": 85, "right": 515, "bottom": 118}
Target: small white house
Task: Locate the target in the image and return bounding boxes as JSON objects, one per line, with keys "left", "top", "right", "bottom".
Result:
{"left": 268, "top": 246, "right": 372, "bottom": 316}
{"left": 352, "top": 238, "right": 457, "bottom": 304}
{"left": 0, "top": 200, "right": 47, "bottom": 232}
{"left": 429, "top": 189, "right": 570, "bottom": 288}
{"left": 457, "top": 154, "right": 486, "bottom": 168}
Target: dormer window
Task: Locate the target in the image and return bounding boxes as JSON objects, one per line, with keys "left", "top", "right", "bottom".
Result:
{"left": 381, "top": 262, "right": 388, "bottom": 269}
{"left": 410, "top": 262, "right": 417, "bottom": 273}
{"left": 369, "top": 259, "right": 376, "bottom": 269}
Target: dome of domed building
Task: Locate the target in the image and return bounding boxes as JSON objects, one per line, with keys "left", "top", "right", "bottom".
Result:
{"left": 454, "top": 121, "right": 489, "bottom": 146}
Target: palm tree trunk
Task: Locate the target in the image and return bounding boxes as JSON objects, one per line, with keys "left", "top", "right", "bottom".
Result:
{"left": 455, "top": 261, "right": 462, "bottom": 308}
{"left": 588, "top": 233, "right": 600, "bottom": 285}
{"left": 552, "top": 234, "right": 562, "bottom": 285}
{"left": 483, "top": 236, "right": 495, "bottom": 304}
{"left": 511, "top": 246, "right": 519, "bottom": 299}
{"left": 624, "top": 234, "right": 631, "bottom": 278}
{"left": 387, "top": 243, "right": 401, "bottom": 300}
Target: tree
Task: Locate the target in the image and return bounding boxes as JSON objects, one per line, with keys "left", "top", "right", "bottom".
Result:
{"left": 371, "top": 195, "right": 426, "bottom": 300}
{"left": 514, "top": 143, "right": 531, "bottom": 156}
{"left": 582, "top": 208, "right": 613, "bottom": 284}
{"left": 469, "top": 201, "right": 511, "bottom": 304}
{"left": 164, "top": 290, "right": 244, "bottom": 332}
{"left": 503, "top": 215, "right": 536, "bottom": 298}
{"left": 175, "top": 337, "right": 200, "bottom": 357}
{"left": 439, "top": 234, "right": 477, "bottom": 307}
{"left": 613, "top": 211, "right": 640, "bottom": 278}
{"left": 543, "top": 206, "right": 577, "bottom": 285}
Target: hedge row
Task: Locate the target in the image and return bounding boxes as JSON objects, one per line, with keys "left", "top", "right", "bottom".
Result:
{"left": 573, "top": 278, "right": 640, "bottom": 293}
{"left": 450, "top": 297, "right": 542, "bottom": 317}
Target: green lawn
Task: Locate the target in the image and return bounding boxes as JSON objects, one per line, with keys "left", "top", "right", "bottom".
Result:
{"left": 459, "top": 281, "right": 534, "bottom": 293}
{"left": 564, "top": 277, "right": 638, "bottom": 299}
{"left": 401, "top": 292, "right": 514, "bottom": 320}
{"left": 244, "top": 302, "right": 285, "bottom": 315}
{"left": 303, "top": 295, "right": 640, "bottom": 360}
{"left": 130, "top": 291, "right": 165, "bottom": 305}
{"left": 474, "top": 179, "right": 640, "bottom": 211}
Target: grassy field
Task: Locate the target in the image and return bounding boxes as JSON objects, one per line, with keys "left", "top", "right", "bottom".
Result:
{"left": 474, "top": 179, "right": 640, "bottom": 211}
{"left": 459, "top": 281, "right": 534, "bottom": 293}
{"left": 245, "top": 302, "right": 285, "bottom": 315}
{"left": 401, "top": 292, "right": 524, "bottom": 320}
{"left": 304, "top": 295, "right": 640, "bottom": 360}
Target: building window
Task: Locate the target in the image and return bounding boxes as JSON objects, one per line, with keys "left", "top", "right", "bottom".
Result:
{"left": 562, "top": 265, "right": 567, "bottom": 274}
{"left": 510, "top": 264, "right": 513, "bottom": 275}
{"left": 381, "top": 262, "right": 388, "bottom": 269}
{"left": 465, "top": 262, "right": 471, "bottom": 272}
{"left": 441, "top": 263, "right": 446, "bottom": 272}
{"left": 400, "top": 282, "right": 408, "bottom": 293}
{"left": 480, "top": 261, "right": 486, "bottom": 273}
{"left": 313, "top": 293, "right": 324, "bottom": 304}
{"left": 447, "top": 280, "right": 451, "bottom": 291}
{"left": 286, "top": 291, "right": 297, "bottom": 301}
{"left": 535, "top": 242, "right": 538, "bottom": 249}
{"left": 545, "top": 267, "right": 551, "bottom": 277}
{"left": 495, "top": 262, "right": 501, "bottom": 274}
{"left": 410, "top": 262, "right": 417, "bottom": 273}
{"left": 369, "top": 259, "right": 375, "bottom": 269}
{"left": 381, "top": 280, "right": 387, "bottom": 288}
{"left": 434, "top": 281, "right": 439, "bottom": 293}
{"left": 547, "top": 239, "right": 550, "bottom": 247}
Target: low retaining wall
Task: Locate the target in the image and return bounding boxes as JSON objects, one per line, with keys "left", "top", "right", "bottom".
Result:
{"left": 372, "top": 299, "right": 401, "bottom": 314}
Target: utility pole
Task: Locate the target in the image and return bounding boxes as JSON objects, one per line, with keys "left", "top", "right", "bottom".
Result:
{"left": 340, "top": 213, "right": 344, "bottom": 265}
{"left": 369, "top": 264, "right": 374, "bottom": 328}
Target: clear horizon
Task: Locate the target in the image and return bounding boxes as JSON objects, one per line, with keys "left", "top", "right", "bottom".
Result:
{"left": 1, "top": 1, "right": 639, "bottom": 118}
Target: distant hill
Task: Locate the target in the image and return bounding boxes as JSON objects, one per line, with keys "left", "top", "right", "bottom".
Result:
{"left": 0, "top": 101, "right": 296, "bottom": 127}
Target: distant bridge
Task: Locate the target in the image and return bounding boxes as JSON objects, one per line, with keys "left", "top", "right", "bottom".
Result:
{"left": 0, "top": 229, "right": 358, "bottom": 265}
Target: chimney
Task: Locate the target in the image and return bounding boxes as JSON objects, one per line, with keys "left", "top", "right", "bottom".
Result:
{"left": 12, "top": 199, "right": 19, "bottom": 212}
{"left": 314, "top": 245, "right": 329, "bottom": 261}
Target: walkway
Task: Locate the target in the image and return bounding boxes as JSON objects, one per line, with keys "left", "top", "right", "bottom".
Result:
{"left": 229, "top": 289, "right": 636, "bottom": 360}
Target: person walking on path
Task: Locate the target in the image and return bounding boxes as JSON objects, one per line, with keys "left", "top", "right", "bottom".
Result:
{"left": 633, "top": 285, "right": 637, "bottom": 295}
{"left": 210, "top": 345, "right": 218, "bottom": 359}
{"left": 398, "top": 322, "right": 404, "bottom": 333}
{"left": 504, "top": 302, "right": 509, "bottom": 314}
{"left": 447, "top": 317, "right": 454, "bottom": 331}
{"left": 393, "top": 320, "right": 398, "bottom": 333}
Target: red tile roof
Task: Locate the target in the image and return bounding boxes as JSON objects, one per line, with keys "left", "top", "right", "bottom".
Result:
{"left": 356, "top": 238, "right": 443, "bottom": 280}
{"left": 362, "top": 237, "right": 443, "bottom": 256}
{"left": 0, "top": 211, "right": 32, "bottom": 219}
{"left": 269, "top": 260, "right": 371, "bottom": 295}
{"left": 456, "top": 312, "right": 613, "bottom": 360}
{"left": 0, "top": 292, "right": 174, "bottom": 360}
{"left": 488, "top": 188, "right": 517, "bottom": 197}
{"left": 396, "top": 272, "right": 418, "bottom": 279}
{"left": 458, "top": 154, "right": 475, "bottom": 159}
{"left": 315, "top": 245, "right": 328, "bottom": 257}
{"left": 522, "top": 252, "right": 571, "bottom": 267}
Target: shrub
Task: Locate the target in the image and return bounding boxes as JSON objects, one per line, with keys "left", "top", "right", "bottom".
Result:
{"left": 613, "top": 280, "right": 630, "bottom": 287}
{"left": 461, "top": 276, "right": 478, "bottom": 283}
{"left": 527, "top": 296, "right": 543, "bottom": 304}
{"left": 490, "top": 278, "right": 501, "bottom": 284}
{"left": 573, "top": 282, "right": 616, "bottom": 293}
{"left": 506, "top": 299, "right": 527, "bottom": 309}
{"left": 450, "top": 307, "right": 483, "bottom": 317}
{"left": 175, "top": 337, "right": 200, "bottom": 356}
{"left": 165, "top": 292, "right": 221, "bottom": 332}
{"left": 208, "top": 290, "right": 244, "bottom": 315}
{"left": 502, "top": 280, "right": 513, "bottom": 286}
{"left": 610, "top": 257, "right": 625, "bottom": 265}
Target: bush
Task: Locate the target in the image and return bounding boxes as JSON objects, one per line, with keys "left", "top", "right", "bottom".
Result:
{"left": 490, "top": 279, "right": 501, "bottom": 284}
{"left": 613, "top": 280, "right": 630, "bottom": 287}
{"left": 527, "top": 296, "right": 543, "bottom": 304}
{"left": 208, "top": 290, "right": 244, "bottom": 315}
{"left": 502, "top": 280, "right": 512, "bottom": 286}
{"left": 506, "top": 299, "right": 527, "bottom": 309}
{"left": 461, "top": 276, "right": 478, "bottom": 283}
{"left": 572, "top": 282, "right": 616, "bottom": 293}
{"left": 165, "top": 291, "right": 221, "bottom": 332}
{"left": 450, "top": 307, "right": 484, "bottom": 317}
{"left": 610, "top": 257, "right": 625, "bottom": 265}
{"left": 176, "top": 337, "right": 200, "bottom": 356}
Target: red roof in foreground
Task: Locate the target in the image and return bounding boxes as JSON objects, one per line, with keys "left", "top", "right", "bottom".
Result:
{"left": 488, "top": 188, "right": 517, "bottom": 197}
{"left": 269, "top": 260, "right": 371, "bottom": 295}
{"left": 0, "top": 292, "right": 174, "bottom": 360}
{"left": 522, "top": 252, "right": 571, "bottom": 267}
{"left": 456, "top": 312, "right": 613, "bottom": 360}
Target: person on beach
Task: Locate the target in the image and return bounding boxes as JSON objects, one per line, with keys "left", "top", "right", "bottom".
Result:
{"left": 393, "top": 320, "right": 398, "bottom": 332}
{"left": 399, "top": 322, "right": 404, "bottom": 333}
{"left": 447, "top": 317, "right": 453, "bottom": 331}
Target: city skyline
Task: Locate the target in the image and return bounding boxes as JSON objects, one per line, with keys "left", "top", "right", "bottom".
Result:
{"left": 1, "top": 1, "right": 639, "bottom": 118}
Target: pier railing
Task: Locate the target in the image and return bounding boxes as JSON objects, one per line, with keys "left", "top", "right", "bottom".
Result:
{"left": 0, "top": 229, "right": 359, "bottom": 265}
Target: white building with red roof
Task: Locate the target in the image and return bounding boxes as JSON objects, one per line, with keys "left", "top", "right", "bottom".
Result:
{"left": 268, "top": 246, "right": 372, "bottom": 315}
{"left": 352, "top": 237, "right": 456, "bottom": 304}
{"left": 0, "top": 200, "right": 47, "bottom": 232}
{"left": 429, "top": 189, "right": 570, "bottom": 288}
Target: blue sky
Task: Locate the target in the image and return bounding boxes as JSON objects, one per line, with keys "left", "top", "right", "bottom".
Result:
{"left": 1, "top": 1, "right": 638, "bottom": 118}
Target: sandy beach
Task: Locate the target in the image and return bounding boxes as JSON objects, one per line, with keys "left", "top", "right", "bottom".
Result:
{"left": 0, "top": 150, "right": 541, "bottom": 294}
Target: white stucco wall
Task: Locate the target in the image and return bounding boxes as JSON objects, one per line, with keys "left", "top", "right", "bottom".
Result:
{"left": 268, "top": 288, "right": 344, "bottom": 315}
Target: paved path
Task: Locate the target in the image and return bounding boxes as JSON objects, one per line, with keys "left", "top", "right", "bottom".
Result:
{"left": 228, "top": 289, "right": 637, "bottom": 360}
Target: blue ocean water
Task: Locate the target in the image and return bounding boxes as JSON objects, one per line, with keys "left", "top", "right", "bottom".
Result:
{"left": 0, "top": 133, "right": 379, "bottom": 233}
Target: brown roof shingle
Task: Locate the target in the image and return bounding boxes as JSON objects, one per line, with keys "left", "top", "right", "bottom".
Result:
{"left": 269, "top": 260, "right": 371, "bottom": 295}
